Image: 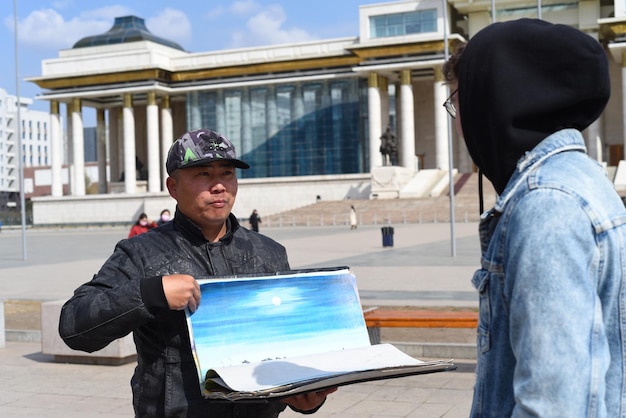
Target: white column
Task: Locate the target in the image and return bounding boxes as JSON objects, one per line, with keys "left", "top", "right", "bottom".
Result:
{"left": 49, "top": 101, "right": 63, "bottom": 196}
{"left": 434, "top": 68, "right": 449, "bottom": 170}
{"left": 123, "top": 94, "right": 137, "bottom": 194}
{"left": 400, "top": 70, "right": 416, "bottom": 171}
{"left": 617, "top": 1, "right": 626, "bottom": 20}
{"left": 368, "top": 73, "right": 383, "bottom": 170}
{"left": 146, "top": 92, "right": 160, "bottom": 192}
{"left": 161, "top": 95, "right": 174, "bottom": 187}
{"left": 96, "top": 109, "right": 107, "bottom": 194}
{"left": 71, "top": 98, "right": 86, "bottom": 196}
{"left": 65, "top": 102, "right": 74, "bottom": 195}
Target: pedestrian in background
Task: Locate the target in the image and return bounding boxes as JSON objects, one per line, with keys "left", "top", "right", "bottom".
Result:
{"left": 349, "top": 205, "right": 357, "bottom": 229}
{"left": 249, "top": 209, "right": 261, "bottom": 232}
{"left": 128, "top": 212, "right": 156, "bottom": 238}
{"left": 443, "top": 19, "right": 626, "bottom": 416}
{"left": 157, "top": 208, "right": 171, "bottom": 226}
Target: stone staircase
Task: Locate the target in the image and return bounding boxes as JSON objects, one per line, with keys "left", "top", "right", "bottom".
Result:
{"left": 264, "top": 172, "right": 497, "bottom": 227}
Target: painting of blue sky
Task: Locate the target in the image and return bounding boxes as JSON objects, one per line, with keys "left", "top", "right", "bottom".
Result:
{"left": 187, "top": 269, "right": 371, "bottom": 380}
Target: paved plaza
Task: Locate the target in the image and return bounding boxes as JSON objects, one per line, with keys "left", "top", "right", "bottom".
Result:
{"left": 0, "top": 222, "right": 481, "bottom": 417}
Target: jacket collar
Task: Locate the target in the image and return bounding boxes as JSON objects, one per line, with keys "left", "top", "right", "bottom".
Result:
{"left": 173, "top": 207, "right": 239, "bottom": 244}
{"left": 490, "top": 128, "right": 586, "bottom": 215}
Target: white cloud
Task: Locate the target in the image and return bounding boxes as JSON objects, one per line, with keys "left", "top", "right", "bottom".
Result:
{"left": 78, "top": 5, "right": 133, "bottom": 21}
{"left": 206, "top": 6, "right": 226, "bottom": 20}
{"left": 146, "top": 8, "right": 192, "bottom": 47}
{"left": 9, "top": 3, "right": 315, "bottom": 54}
{"left": 229, "top": 4, "right": 317, "bottom": 48}
{"left": 11, "top": 6, "right": 191, "bottom": 52}
{"left": 51, "top": 0, "right": 74, "bottom": 10}
{"left": 7, "top": 6, "right": 135, "bottom": 51}
{"left": 230, "top": 0, "right": 261, "bottom": 16}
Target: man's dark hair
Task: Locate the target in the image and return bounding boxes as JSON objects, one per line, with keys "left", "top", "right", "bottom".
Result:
{"left": 443, "top": 44, "right": 466, "bottom": 82}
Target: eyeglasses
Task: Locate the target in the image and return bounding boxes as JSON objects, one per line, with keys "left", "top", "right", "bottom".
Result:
{"left": 443, "top": 88, "right": 458, "bottom": 119}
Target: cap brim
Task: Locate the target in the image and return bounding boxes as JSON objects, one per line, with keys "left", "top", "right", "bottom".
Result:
{"left": 181, "top": 157, "right": 250, "bottom": 170}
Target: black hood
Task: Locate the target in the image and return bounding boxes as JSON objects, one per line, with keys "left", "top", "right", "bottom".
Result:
{"left": 456, "top": 19, "right": 610, "bottom": 194}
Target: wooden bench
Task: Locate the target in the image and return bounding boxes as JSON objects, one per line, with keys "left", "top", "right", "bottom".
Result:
{"left": 363, "top": 307, "right": 479, "bottom": 344}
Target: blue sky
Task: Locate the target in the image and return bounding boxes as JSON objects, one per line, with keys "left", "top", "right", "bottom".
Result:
{"left": 1, "top": 0, "right": 383, "bottom": 113}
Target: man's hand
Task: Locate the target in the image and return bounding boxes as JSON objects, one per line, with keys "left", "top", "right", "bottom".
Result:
{"left": 281, "top": 387, "right": 337, "bottom": 413}
{"left": 162, "top": 274, "right": 201, "bottom": 312}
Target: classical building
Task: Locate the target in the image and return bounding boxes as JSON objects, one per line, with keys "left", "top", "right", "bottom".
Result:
{"left": 27, "top": 0, "right": 626, "bottom": 224}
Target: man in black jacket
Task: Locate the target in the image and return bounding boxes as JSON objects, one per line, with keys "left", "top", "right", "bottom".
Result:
{"left": 59, "top": 129, "right": 335, "bottom": 417}
{"left": 249, "top": 209, "right": 261, "bottom": 232}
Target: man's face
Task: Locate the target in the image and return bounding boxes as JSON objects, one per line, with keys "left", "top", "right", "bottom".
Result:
{"left": 166, "top": 161, "right": 238, "bottom": 229}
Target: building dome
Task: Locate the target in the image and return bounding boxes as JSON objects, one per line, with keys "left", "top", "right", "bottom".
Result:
{"left": 72, "top": 15, "right": 185, "bottom": 51}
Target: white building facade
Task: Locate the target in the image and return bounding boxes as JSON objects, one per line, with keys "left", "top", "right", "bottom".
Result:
{"left": 0, "top": 88, "right": 52, "bottom": 195}
{"left": 26, "top": 0, "right": 626, "bottom": 224}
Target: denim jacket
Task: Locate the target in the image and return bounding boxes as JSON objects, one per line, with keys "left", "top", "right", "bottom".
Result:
{"left": 470, "top": 129, "right": 626, "bottom": 417}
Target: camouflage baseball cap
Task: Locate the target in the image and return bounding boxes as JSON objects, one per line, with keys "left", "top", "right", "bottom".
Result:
{"left": 166, "top": 129, "right": 250, "bottom": 175}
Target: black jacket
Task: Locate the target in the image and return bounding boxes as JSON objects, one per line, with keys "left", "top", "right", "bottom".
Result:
{"left": 60, "top": 209, "right": 290, "bottom": 417}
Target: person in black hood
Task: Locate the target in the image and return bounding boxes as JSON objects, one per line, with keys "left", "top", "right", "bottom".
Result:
{"left": 444, "top": 19, "right": 626, "bottom": 417}
{"left": 448, "top": 18, "right": 610, "bottom": 194}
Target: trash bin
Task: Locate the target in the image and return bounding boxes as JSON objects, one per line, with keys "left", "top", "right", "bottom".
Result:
{"left": 381, "top": 226, "right": 394, "bottom": 247}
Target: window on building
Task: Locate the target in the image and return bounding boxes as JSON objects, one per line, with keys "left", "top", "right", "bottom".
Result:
{"left": 186, "top": 78, "right": 365, "bottom": 179}
{"left": 370, "top": 9, "right": 437, "bottom": 38}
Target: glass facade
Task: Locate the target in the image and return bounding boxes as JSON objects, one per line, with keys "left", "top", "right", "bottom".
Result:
{"left": 186, "top": 77, "right": 369, "bottom": 179}
{"left": 370, "top": 10, "right": 437, "bottom": 38}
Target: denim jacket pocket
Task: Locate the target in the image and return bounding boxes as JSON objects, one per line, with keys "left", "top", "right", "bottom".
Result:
{"left": 472, "top": 269, "right": 491, "bottom": 354}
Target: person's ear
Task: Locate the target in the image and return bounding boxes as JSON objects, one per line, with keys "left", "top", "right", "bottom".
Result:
{"left": 166, "top": 176, "right": 177, "bottom": 200}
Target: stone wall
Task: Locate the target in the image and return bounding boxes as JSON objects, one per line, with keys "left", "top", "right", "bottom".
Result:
{"left": 31, "top": 173, "right": 372, "bottom": 225}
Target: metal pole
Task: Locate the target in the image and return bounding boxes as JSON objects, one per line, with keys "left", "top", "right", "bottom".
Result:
{"left": 492, "top": 0, "right": 496, "bottom": 22}
{"left": 537, "top": 0, "right": 542, "bottom": 19}
{"left": 443, "top": 0, "right": 456, "bottom": 257}
{"left": 14, "top": 0, "right": 27, "bottom": 260}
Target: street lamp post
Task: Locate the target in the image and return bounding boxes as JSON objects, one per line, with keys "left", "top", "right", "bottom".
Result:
{"left": 14, "top": 0, "right": 27, "bottom": 261}
{"left": 443, "top": 0, "right": 457, "bottom": 257}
